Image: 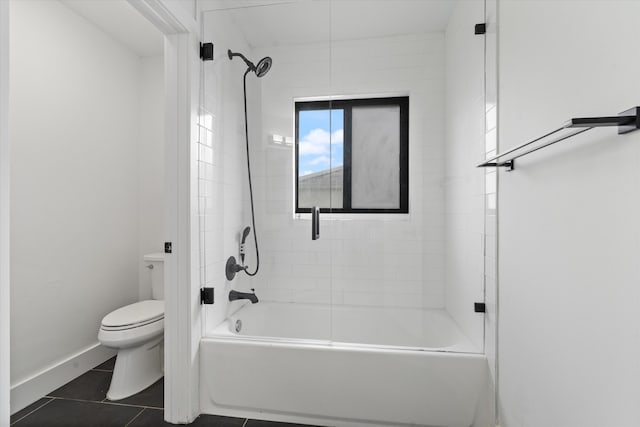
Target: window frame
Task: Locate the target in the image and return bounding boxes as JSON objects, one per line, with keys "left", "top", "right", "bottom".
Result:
{"left": 295, "top": 96, "right": 409, "bottom": 214}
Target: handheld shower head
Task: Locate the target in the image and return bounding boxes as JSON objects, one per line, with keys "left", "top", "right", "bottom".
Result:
{"left": 228, "top": 49, "right": 272, "bottom": 78}
{"left": 241, "top": 226, "right": 251, "bottom": 244}
{"left": 240, "top": 226, "right": 251, "bottom": 264}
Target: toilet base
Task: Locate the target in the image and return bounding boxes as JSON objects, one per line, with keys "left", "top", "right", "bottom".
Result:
{"left": 106, "top": 335, "right": 164, "bottom": 401}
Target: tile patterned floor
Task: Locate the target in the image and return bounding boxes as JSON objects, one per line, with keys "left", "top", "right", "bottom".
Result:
{"left": 10, "top": 357, "right": 319, "bottom": 426}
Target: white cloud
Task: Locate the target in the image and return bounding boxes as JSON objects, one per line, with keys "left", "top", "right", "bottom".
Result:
{"left": 308, "top": 156, "right": 330, "bottom": 166}
{"left": 332, "top": 129, "right": 343, "bottom": 144}
{"left": 299, "top": 141, "right": 327, "bottom": 156}
{"left": 299, "top": 128, "right": 344, "bottom": 156}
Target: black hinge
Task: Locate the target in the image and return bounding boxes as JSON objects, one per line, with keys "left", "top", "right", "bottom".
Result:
{"left": 475, "top": 23, "right": 486, "bottom": 35}
{"left": 474, "top": 302, "right": 486, "bottom": 313}
{"left": 200, "top": 288, "right": 214, "bottom": 304}
{"left": 164, "top": 242, "right": 172, "bottom": 254}
{"left": 200, "top": 42, "right": 214, "bottom": 61}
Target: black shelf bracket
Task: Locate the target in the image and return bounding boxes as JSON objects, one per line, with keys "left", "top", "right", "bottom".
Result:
{"left": 478, "top": 107, "right": 640, "bottom": 170}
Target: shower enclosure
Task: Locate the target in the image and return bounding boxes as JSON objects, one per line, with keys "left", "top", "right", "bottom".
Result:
{"left": 197, "top": 1, "right": 496, "bottom": 426}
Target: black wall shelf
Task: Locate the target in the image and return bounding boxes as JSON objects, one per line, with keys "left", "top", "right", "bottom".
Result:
{"left": 477, "top": 107, "right": 640, "bottom": 171}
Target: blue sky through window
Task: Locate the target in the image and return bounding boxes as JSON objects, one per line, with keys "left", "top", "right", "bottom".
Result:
{"left": 298, "top": 109, "right": 343, "bottom": 176}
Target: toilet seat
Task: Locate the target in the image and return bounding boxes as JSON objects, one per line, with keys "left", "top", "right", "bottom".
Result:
{"left": 99, "top": 300, "right": 164, "bottom": 349}
{"left": 101, "top": 300, "right": 164, "bottom": 331}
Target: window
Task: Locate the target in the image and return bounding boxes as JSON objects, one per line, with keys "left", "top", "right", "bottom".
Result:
{"left": 295, "top": 97, "right": 409, "bottom": 214}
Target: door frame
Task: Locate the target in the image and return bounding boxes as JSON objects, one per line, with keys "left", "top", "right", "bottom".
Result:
{"left": 0, "top": 0, "right": 202, "bottom": 423}
{"left": 127, "top": 0, "right": 202, "bottom": 423}
{"left": 1, "top": 0, "right": 11, "bottom": 424}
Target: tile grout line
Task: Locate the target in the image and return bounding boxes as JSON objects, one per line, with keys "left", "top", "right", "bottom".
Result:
{"left": 9, "top": 397, "right": 55, "bottom": 426}
{"left": 44, "top": 395, "right": 163, "bottom": 410}
{"left": 123, "top": 408, "right": 146, "bottom": 427}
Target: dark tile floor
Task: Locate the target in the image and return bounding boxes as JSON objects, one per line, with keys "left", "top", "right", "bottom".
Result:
{"left": 10, "top": 357, "right": 318, "bottom": 426}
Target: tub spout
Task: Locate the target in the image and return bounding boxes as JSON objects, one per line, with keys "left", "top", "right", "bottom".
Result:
{"left": 229, "top": 289, "right": 259, "bottom": 304}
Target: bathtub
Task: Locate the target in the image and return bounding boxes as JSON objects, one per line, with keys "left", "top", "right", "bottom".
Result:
{"left": 200, "top": 302, "right": 488, "bottom": 427}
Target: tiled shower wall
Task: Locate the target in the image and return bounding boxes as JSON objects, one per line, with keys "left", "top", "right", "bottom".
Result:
{"left": 247, "top": 34, "right": 447, "bottom": 309}
{"left": 199, "top": 10, "right": 254, "bottom": 331}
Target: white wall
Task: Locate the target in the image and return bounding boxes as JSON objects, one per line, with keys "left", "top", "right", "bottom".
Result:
{"left": 138, "top": 55, "right": 165, "bottom": 300}
{"left": 9, "top": 0, "right": 163, "bottom": 411}
{"left": 443, "top": 0, "right": 486, "bottom": 352}
{"left": 248, "top": 34, "right": 447, "bottom": 311}
{"left": 498, "top": 2, "right": 640, "bottom": 426}
{"left": 0, "top": 0, "right": 10, "bottom": 424}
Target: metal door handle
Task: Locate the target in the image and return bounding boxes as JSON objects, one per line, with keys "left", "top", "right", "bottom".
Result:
{"left": 311, "top": 206, "right": 320, "bottom": 240}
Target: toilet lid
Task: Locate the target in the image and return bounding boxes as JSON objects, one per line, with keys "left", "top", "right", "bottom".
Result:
{"left": 102, "top": 300, "right": 164, "bottom": 328}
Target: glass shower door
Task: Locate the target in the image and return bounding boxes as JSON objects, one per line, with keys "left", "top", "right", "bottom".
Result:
{"left": 200, "top": 0, "right": 487, "bottom": 354}
{"left": 326, "top": 0, "right": 487, "bottom": 353}
{"left": 199, "top": 1, "right": 336, "bottom": 343}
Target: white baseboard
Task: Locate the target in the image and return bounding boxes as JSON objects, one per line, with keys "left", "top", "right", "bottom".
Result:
{"left": 10, "top": 343, "right": 116, "bottom": 414}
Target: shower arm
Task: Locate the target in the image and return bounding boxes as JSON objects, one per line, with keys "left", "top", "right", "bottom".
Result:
{"left": 228, "top": 50, "right": 255, "bottom": 72}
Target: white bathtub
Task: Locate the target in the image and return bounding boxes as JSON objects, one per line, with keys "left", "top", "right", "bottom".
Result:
{"left": 201, "top": 302, "right": 488, "bottom": 427}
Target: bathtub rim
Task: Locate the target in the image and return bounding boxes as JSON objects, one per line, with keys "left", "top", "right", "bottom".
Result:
{"left": 210, "top": 301, "right": 482, "bottom": 355}
{"left": 206, "top": 324, "right": 481, "bottom": 355}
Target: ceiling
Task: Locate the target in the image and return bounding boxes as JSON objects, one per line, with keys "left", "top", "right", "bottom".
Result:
{"left": 61, "top": 0, "right": 164, "bottom": 57}
{"left": 200, "top": 0, "right": 457, "bottom": 48}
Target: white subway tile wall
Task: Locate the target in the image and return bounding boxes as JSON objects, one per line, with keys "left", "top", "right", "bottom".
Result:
{"left": 249, "top": 33, "right": 446, "bottom": 310}
{"left": 199, "top": 11, "right": 255, "bottom": 331}
{"left": 199, "top": 6, "right": 488, "bottom": 354}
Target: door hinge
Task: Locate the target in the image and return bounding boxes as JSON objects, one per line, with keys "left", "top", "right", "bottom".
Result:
{"left": 201, "top": 287, "right": 214, "bottom": 304}
{"left": 474, "top": 23, "right": 486, "bottom": 35}
{"left": 474, "top": 302, "right": 486, "bottom": 313}
{"left": 164, "top": 242, "right": 172, "bottom": 254}
{"left": 200, "top": 42, "right": 214, "bottom": 61}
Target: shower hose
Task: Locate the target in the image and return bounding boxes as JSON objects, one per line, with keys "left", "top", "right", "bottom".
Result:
{"left": 242, "top": 69, "right": 260, "bottom": 276}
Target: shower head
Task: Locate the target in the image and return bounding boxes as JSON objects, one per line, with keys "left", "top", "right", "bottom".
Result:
{"left": 255, "top": 57, "right": 272, "bottom": 78}
{"left": 228, "top": 49, "right": 272, "bottom": 78}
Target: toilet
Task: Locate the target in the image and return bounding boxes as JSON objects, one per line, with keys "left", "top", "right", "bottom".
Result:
{"left": 98, "top": 253, "right": 164, "bottom": 401}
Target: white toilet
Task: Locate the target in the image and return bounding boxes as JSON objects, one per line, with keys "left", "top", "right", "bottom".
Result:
{"left": 98, "top": 253, "right": 164, "bottom": 401}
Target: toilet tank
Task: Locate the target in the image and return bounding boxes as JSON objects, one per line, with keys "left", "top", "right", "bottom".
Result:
{"left": 143, "top": 253, "right": 164, "bottom": 300}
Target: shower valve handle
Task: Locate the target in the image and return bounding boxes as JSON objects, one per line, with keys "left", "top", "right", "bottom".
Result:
{"left": 311, "top": 206, "right": 320, "bottom": 240}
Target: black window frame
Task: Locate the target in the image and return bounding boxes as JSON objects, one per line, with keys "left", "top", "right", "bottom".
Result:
{"left": 295, "top": 96, "right": 409, "bottom": 214}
